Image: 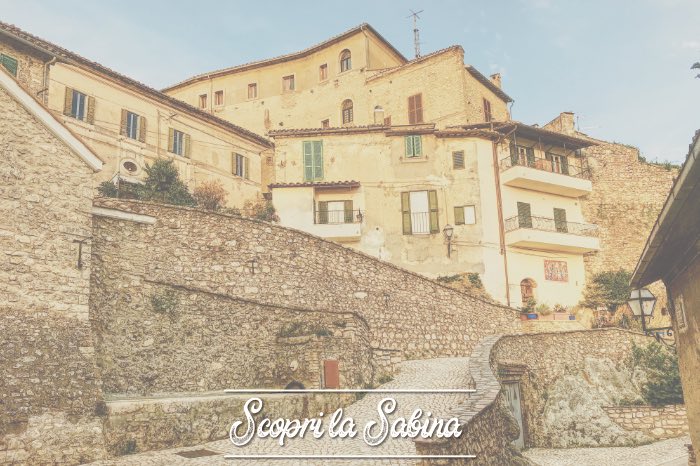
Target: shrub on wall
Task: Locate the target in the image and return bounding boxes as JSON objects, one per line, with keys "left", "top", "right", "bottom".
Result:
{"left": 581, "top": 269, "right": 633, "bottom": 311}
{"left": 243, "top": 198, "right": 279, "bottom": 223}
{"left": 193, "top": 180, "right": 227, "bottom": 211}
{"left": 631, "top": 341, "right": 684, "bottom": 406}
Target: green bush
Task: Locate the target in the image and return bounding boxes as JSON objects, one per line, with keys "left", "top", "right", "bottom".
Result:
{"left": 581, "top": 269, "right": 632, "bottom": 311}
{"left": 631, "top": 342, "right": 684, "bottom": 406}
{"left": 140, "top": 160, "right": 196, "bottom": 207}
{"left": 97, "top": 180, "right": 118, "bottom": 197}
{"left": 466, "top": 272, "right": 483, "bottom": 288}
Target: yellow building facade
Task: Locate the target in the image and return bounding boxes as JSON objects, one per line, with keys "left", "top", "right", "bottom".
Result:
{"left": 0, "top": 22, "right": 272, "bottom": 209}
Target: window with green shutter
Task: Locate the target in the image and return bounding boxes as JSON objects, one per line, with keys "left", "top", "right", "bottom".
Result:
{"left": 0, "top": 54, "right": 18, "bottom": 77}
{"left": 303, "top": 141, "right": 324, "bottom": 181}
{"left": 401, "top": 190, "right": 438, "bottom": 235}
{"left": 553, "top": 208, "right": 568, "bottom": 233}
{"left": 428, "top": 190, "right": 439, "bottom": 233}
{"left": 405, "top": 135, "right": 422, "bottom": 158}
{"left": 517, "top": 202, "right": 532, "bottom": 228}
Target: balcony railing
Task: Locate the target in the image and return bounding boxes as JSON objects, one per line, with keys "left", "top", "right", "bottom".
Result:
{"left": 504, "top": 215, "right": 599, "bottom": 237}
{"left": 500, "top": 154, "right": 591, "bottom": 179}
{"left": 314, "top": 209, "right": 363, "bottom": 225}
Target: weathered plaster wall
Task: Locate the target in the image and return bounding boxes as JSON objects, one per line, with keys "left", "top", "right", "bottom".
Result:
{"left": 0, "top": 85, "right": 106, "bottom": 464}
{"left": 604, "top": 405, "right": 689, "bottom": 440}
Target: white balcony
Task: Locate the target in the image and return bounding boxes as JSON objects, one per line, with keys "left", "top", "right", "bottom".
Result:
{"left": 504, "top": 216, "right": 600, "bottom": 253}
{"left": 500, "top": 157, "right": 592, "bottom": 197}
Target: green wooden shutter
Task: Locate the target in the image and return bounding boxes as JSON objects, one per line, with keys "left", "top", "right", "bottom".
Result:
{"left": 318, "top": 201, "right": 328, "bottom": 224}
{"left": 509, "top": 143, "right": 518, "bottom": 166}
{"left": 428, "top": 190, "right": 439, "bottom": 233}
{"left": 405, "top": 136, "right": 413, "bottom": 157}
{"left": 554, "top": 208, "right": 567, "bottom": 233}
{"left": 517, "top": 202, "right": 532, "bottom": 228}
{"left": 401, "top": 192, "right": 412, "bottom": 235}
{"left": 313, "top": 141, "right": 323, "bottom": 180}
{"left": 1, "top": 54, "right": 18, "bottom": 76}
{"left": 303, "top": 142, "right": 313, "bottom": 181}
{"left": 413, "top": 136, "right": 422, "bottom": 156}
{"left": 168, "top": 128, "right": 175, "bottom": 153}
{"left": 63, "top": 87, "right": 74, "bottom": 116}
{"left": 184, "top": 133, "right": 191, "bottom": 157}
{"left": 244, "top": 156, "right": 250, "bottom": 179}
{"left": 344, "top": 200, "right": 353, "bottom": 223}
{"left": 454, "top": 206, "right": 465, "bottom": 225}
{"left": 526, "top": 147, "right": 535, "bottom": 166}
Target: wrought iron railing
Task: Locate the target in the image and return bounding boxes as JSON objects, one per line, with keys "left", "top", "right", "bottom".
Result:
{"left": 314, "top": 209, "right": 363, "bottom": 225}
{"left": 504, "top": 215, "right": 599, "bottom": 236}
{"left": 408, "top": 212, "right": 432, "bottom": 234}
{"left": 500, "top": 154, "right": 591, "bottom": 179}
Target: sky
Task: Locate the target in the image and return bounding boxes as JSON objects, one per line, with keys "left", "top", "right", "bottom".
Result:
{"left": 2, "top": 0, "right": 698, "bottom": 163}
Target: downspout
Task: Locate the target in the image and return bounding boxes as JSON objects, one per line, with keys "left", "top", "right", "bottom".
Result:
{"left": 39, "top": 56, "right": 57, "bottom": 105}
{"left": 491, "top": 139, "right": 511, "bottom": 306}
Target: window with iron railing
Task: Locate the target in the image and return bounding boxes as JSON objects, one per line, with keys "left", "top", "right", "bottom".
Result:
{"left": 504, "top": 214, "right": 598, "bottom": 237}
{"left": 501, "top": 147, "right": 590, "bottom": 179}
{"left": 315, "top": 200, "right": 361, "bottom": 224}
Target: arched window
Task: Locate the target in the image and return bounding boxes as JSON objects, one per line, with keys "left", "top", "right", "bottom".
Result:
{"left": 342, "top": 99, "right": 354, "bottom": 124}
{"left": 520, "top": 278, "right": 537, "bottom": 307}
{"left": 340, "top": 49, "right": 352, "bottom": 72}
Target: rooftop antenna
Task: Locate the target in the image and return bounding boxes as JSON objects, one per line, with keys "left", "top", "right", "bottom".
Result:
{"left": 407, "top": 9, "right": 423, "bottom": 58}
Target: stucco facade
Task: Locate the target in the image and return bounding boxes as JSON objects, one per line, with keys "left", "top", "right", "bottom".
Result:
{"left": 0, "top": 21, "right": 272, "bottom": 209}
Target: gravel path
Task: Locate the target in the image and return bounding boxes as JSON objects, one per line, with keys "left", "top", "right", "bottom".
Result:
{"left": 89, "top": 358, "right": 471, "bottom": 465}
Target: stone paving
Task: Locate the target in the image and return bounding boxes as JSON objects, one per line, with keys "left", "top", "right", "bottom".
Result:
{"left": 89, "top": 358, "right": 472, "bottom": 465}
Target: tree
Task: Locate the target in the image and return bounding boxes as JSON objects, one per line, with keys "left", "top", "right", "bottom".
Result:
{"left": 631, "top": 342, "right": 684, "bottom": 406}
{"left": 692, "top": 61, "right": 700, "bottom": 79}
{"left": 243, "top": 198, "right": 279, "bottom": 222}
{"left": 140, "top": 159, "right": 196, "bottom": 207}
{"left": 581, "top": 269, "right": 632, "bottom": 311}
{"left": 193, "top": 180, "right": 227, "bottom": 211}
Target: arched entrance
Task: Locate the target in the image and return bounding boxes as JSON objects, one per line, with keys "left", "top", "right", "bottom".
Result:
{"left": 520, "top": 278, "right": 537, "bottom": 306}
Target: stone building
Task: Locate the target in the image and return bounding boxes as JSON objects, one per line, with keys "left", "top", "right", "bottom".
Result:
{"left": 631, "top": 129, "right": 700, "bottom": 462}
{"left": 268, "top": 121, "right": 599, "bottom": 308}
{"left": 0, "top": 21, "right": 273, "bottom": 209}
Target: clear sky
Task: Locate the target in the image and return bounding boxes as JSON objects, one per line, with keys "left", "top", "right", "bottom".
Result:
{"left": 2, "top": 0, "right": 698, "bottom": 163}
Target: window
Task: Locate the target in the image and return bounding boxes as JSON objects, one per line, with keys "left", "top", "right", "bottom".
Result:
{"left": 199, "top": 94, "right": 207, "bottom": 109}
{"left": 321, "top": 119, "right": 330, "bottom": 129}
{"left": 317, "top": 200, "right": 354, "bottom": 224}
{"left": 168, "top": 128, "right": 190, "bottom": 157}
{"left": 64, "top": 88, "right": 90, "bottom": 122}
{"left": 510, "top": 143, "right": 534, "bottom": 167}
{"left": 517, "top": 202, "right": 532, "bottom": 228}
{"left": 546, "top": 152, "right": 569, "bottom": 175}
{"left": 248, "top": 83, "right": 258, "bottom": 99}
{"left": 120, "top": 110, "right": 145, "bottom": 141}
{"left": 341, "top": 99, "right": 353, "bottom": 124}
{"left": 401, "top": 190, "right": 439, "bottom": 235}
{"left": 408, "top": 93, "right": 423, "bottom": 124}
{"left": 483, "top": 98, "right": 492, "bottom": 122}
{"left": 455, "top": 205, "right": 476, "bottom": 225}
{"left": 233, "top": 153, "right": 250, "bottom": 179}
{"left": 214, "top": 90, "right": 224, "bottom": 106}
{"left": 452, "top": 151, "right": 465, "bottom": 169}
{"left": 319, "top": 63, "right": 328, "bottom": 81}
{"left": 0, "top": 53, "right": 18, "bottom": 76}
{"left": 303, "top": 141, "right": 323, "bottom": 181}
{"left": 283, "top": 75, "right": 295, "bottom": 92}
{"left": 553, "top": 208, "right": 567, "bottom": 233}
{"left": 673, "top": 294, "right": 688, "bottom": 333}
{"left": 340, "top": 49, "right": 352, "bottom": 72}
{"left": 404, "top": 135, "right": 422, "bottom": 158}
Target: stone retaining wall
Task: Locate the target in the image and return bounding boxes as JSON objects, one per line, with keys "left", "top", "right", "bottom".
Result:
{"left": 604, "top": 405, "right": 689, "bottom": 440}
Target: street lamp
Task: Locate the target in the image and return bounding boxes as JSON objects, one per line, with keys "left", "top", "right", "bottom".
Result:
{"left": 627, "top": 288, "right": 674, "bottom": 348}
{"left": 443, "top": 224, "right": 454, "bottom": 258}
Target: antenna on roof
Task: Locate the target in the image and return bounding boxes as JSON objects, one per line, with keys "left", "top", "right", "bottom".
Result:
{"left": 407, "top": 9, "right": 424, "bottom": 58}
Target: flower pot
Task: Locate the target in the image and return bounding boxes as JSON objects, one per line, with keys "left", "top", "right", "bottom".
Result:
{"left": 568, "top": 315, "right": 576, "bottom": 320}
{"left": 527, "top": 313, "right": 538, "bottom": 320}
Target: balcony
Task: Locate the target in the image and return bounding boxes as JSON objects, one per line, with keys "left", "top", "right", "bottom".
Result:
{"left": 310, "top": 209, "right": 363, "bottom": 242}
{"left": 504, "top": 215, "right": 600, "bottom": 253}
{"left": 500, "top": 155, "right": 592, "bottom": 197}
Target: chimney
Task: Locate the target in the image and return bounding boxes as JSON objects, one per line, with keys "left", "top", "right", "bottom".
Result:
{"left": 559, "top": 112, "right": 576, "bottom": 135}
{"left": 489, "top": 73, "right": 502, "bottom": 89}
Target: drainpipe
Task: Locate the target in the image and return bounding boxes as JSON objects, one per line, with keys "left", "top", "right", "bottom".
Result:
{"left": 39, "top": 56, "right": 57, "bottom": 105}
{"left": 491, "top": 139, "right": 511, "bottom": 306}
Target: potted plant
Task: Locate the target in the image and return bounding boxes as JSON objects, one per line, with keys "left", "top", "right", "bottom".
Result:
{"left": 520, "top": 297, "right": 538, "bottom": 320}
{"left": 536, "top": 303, "right": 553, "bottom": 320}
{"left": 552, "top": 303, "right": 569, "bottom": 320}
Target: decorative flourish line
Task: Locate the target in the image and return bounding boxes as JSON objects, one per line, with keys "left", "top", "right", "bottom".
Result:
{"left": 223, "top": 389, "right": 475, "bottom": 394}
{"left": 224, "top": 454, "right": 476, "bottom": 460}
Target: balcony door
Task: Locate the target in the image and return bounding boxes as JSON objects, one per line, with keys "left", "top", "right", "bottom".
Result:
{"left": 517, "top": 202, "right": 532, "bottom": 228}
{"left": 409, "top": 191, "right": 430, "bottom": 234}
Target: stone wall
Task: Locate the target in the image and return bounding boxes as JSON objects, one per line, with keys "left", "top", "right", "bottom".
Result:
{"left": 603, "top": 405, "right": 689, "bottom": 440}
{"left": 91, "top": 198, "right": 520, "bottom": 368}
{"left": 0, "top": 85, "right": 106, "bottom": 463}
{"left": 493, "top": 328, "right": 656, "bottom": 448}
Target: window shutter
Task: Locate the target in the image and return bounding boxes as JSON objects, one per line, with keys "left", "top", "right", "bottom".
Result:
{"left": 428, "top": 190, "right": 439, "bottom": 233}
{"left": 509, "top": 143, "right": 518, "bottom": 166}
{"left": 464, "top": 205, "right": 476, "bottom": 225}
{"left": 231, "top": 152, "right": 236, "bottom": 174}
{"left": 414, "top": 94, "right": 423, "bottom": 123}
{"left": 554, "top": 208, "right": 567, "bottom": 233}
{"left": 313, "top": 141, "right": 323, "bottom": 180}
{"left": 86, "top": 96, "right": 95, "bottom": 124}
{"left": 318, "top": 201, "right": 329, "bottom": 224}
{"left": 138, "top": 116, "right": 147, "bottom": 142}
{"left": 167, "top": 128, "right": 175, "bottom": 153}
{"left": 405, "top": 136, "right": 414, "bottom": 157}
{"left": 454, "top": 206, "right": 465, "bottom": 225}
{"left": 401, "top": 192, "right": 412, "bottom": 235}
{"left": 244, "top": 156, "right": 250, "bottom": 180}
{"left": 517, "top": 202, "right": 532, "bottom": 228}
{"left": 323, "top": 360, "right": 340, "bottom": 389}
{"left": 561, "top": 156, "right": 570, "bottom": 175}
{"left": 303, "top": 142, "right": 313, "bottom": 181}
{"left": 1, "top": 54, "right": 18, "bottom": 76}
{"left": 120, "top": 109, "right": 128, "bottom": 136}
{"left": 413, "top": 136, "right": 422, "bottom": 156}
{"left": 63, "top": 87, "right": 73, "bottom": 116}
{"left": 526, "top": 147, "right": 535, "bottom": 166}
{"left": 184, "top": 133, "right": 191, "bottom": 157}
{"left": 452, "top": 151, "right": 465, "bottom": 169}
{"left": 344, "top": 200, "right": 353, "bottom": 223}
{"left": 407, "top": 95, "right": 415, "bottom": 124}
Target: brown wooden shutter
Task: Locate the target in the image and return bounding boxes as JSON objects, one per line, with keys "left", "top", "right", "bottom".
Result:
{"left": 428, "top": 190, "right": 439, "bottom": 233}
{"left": 344, "top": 200, "right": 353, "bottom": 223}
{"left": 63, "top": 87, "right": 73, "bottom": 116}
{"left": 184, "top": 133, "right": 191, "bottom": 157}
{"left": 120, "top": 109, "right": 128, "bottom": 136}
{"left": 244, "top": 156, "right": 250, "bottom": 179}
{"left": 401, "top": 192, "right": 412, "bottom": 235}
{"left": 454, "top": 206, "right": 465, "bottom": 225}
{"left": 414, "top": 93, "right": 423, "bottom": 123}
{"left": 138, "top": 116, "right": 147, "bottom": 142}
{"left": 167, "top": 128, "right": 174, "bottom": 153}
{"left": 483, "top": 98, "right": 492, "bottom": 122}
{"left": 323, "top": 360, "right": 340, "bottom": 389}
{"left": 407, "top": 95, "right": 416, "bottom": 124}
{"left": 86, "top": 96, "right": 95, "bottom": 124}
